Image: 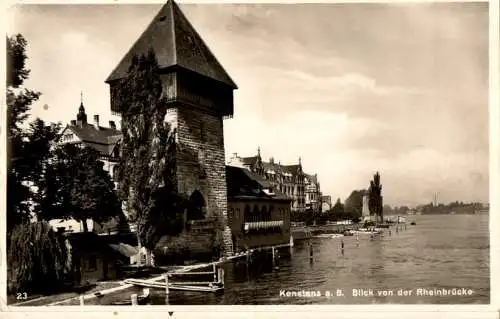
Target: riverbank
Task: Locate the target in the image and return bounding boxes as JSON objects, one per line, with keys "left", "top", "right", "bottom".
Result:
{"left": 10, "top": 250, "right": 259, "bottom": 306}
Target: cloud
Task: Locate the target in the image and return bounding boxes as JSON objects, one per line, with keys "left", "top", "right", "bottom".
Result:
{"left": 8, "top": 3, "right": 489, "bottom": 206}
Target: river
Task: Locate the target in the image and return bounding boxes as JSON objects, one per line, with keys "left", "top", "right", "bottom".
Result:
{"left": 101, "top": 214, "right": 490, "bottom": 305}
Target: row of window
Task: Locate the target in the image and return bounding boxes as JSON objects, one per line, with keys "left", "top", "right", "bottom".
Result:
{"left": 62, "top": 134, "right": 74, "bottom": 142}
{"left": 229, "top": 205, "right": 289, "bottom": 223}
{"left": 306, "top": 192, "right": 320, "bottom": 201}
{"left": 293, "top": 198, "right": 306, "bottom": 207}
{"left": 255, "top": 169, "right": 304, "bottom": 184}
{"left": 278, "top": 184, "right": 305, "bottom": 196}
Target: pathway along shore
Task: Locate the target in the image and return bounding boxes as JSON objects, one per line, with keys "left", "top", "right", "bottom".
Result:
{"left": 45, "top": 248, "right": 274, "bottom": 306}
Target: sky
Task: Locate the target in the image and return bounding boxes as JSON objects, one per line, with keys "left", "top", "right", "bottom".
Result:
{"left": 7, "top": 1, "right": 489, "bottom": 207}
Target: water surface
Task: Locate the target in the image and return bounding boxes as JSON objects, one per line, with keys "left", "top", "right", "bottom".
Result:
{"left": 102, "top": 214, "right": 490, "bottom": 305}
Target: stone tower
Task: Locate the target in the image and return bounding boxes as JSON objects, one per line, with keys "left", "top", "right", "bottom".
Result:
{"left": 105, "top": 0, "right": 237, "bottom": 256}
{"left": 362, "top": 191, "right": 370, "bottom": 219}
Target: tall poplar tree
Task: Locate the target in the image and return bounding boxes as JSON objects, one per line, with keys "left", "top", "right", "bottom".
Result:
{"left": 114, "top": 49, "right": 186, "bottom": 265}
{"left": 368, "top": 172, "right": 383, "bottom": 223}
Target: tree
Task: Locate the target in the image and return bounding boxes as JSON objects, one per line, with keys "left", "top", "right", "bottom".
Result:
{"left": 7, "top": 34, "right": 30, "bottom": 88}
{"left": 37, "top": 144, "right": 122, "bottom": 232}
{"left": 332, "top": 198, "right": 345, "bottom": 220}
{"left": 8, "top": 221, "right": 67, "bottom": 294}
{"left": 6, "top": 34, "right": 64, "bottom": 231}
{"left": 368, "top": 172, "right": 383, "bottom": 222}
{"left": 344, "top": 189, "right": 365, "bottom": 218}
{"left": 7, "top": 34, "right": 41, "bottom": 229}
{"left": 114, "top": 49, "right": 186, "bottom": 265}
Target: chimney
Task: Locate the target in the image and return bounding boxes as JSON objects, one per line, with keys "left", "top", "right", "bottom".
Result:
{"left": 93, "top": 115, "right": 100, "bottom": 129}
{"left": 109, "top": 121, "right": 116, "bottom": 130}
{"left": 70, "top": 120, "right": 76, "bottom": 126}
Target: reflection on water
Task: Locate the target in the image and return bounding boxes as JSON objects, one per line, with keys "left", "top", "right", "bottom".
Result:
{"left": 101, "top": 214, "right": 489, "bottom": 305}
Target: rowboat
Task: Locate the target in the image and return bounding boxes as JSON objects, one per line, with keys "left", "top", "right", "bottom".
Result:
{"left": 124, "top": 278, "right": 224, "bottom": 293}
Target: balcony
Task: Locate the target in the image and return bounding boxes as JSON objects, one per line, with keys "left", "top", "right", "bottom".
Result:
{"left": 244, "top": 220, "right": 284, "bottom": 233}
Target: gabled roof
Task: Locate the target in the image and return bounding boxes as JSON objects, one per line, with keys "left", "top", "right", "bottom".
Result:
{"left": 105, "top": 0, "right": 237, "bottom": 89}
{"left": 65, "top": 123, "right": 121, "bottom": 157}
{"left": 282, "top": 164, "right": 301, "bottom": 175}
{"left": 262, "top": 161, "right": 302, "bottom": 176}
{"left": 226, "top": 166, "right": 290, "bottom": 201}
{"left": 238, "top": 151, "right": 303, "bottom": 177}
{"left": 241, "top": 156, "right": 259, "bottom": 166}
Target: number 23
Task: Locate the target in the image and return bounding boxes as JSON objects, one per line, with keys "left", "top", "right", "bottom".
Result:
{"left": 16, "top": 292, "right": 27, "bottom": 300}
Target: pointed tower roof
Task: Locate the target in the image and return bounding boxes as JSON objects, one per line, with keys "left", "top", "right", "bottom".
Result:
{"left": 77, "top": 92, "right": 87, "bottom": 123}
{"left": 105, "top": 0, "right": 237, "bottom": 89}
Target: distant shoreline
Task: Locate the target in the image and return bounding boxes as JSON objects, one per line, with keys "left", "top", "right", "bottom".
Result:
{"left": 384, "top": 211, "right": 489, "bottom": 216}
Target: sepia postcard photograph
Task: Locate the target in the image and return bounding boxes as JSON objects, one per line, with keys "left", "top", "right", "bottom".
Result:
{"left": 2, "top": 0, "right": 497, "bottom": 313}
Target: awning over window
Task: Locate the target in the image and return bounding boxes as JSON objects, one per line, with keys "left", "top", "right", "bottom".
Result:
{"left": 109, "top": 243, "right": 139, "bottom": 257}
{"left": 244, "top": 220, "right": 284, "bottom": 231}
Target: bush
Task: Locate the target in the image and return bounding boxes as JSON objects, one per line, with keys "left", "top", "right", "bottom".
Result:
{"left": 8, "top": 221, "right": 67, "bottom": 294}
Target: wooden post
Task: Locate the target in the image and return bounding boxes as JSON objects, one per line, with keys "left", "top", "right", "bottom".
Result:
{"left": 309, "top": 243, "right": 313, "bottom": 262}
{"left": 213, "top": 264, "right": 217, "bottom": 282}
{"left": 341, "top": 239, "right": 344, "bottom": 255}
{"left": 289, "top": 235, "right": 294, "bottom": 248}
{"left": 79, "top": 295, "right": 84, "bottom": 306}
{"left": 218, "top": 268, "right": 223, "bottom": 284}
{"left": 272, "top": 247, "right": 275, "bottom": 265}
{"left": 164, "top": 273, "right": 170, "bottom": 295}
{"left": 131, "top": 294, "right": 138, "bottom": 306}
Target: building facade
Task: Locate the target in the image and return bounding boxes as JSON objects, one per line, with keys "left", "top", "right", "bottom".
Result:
{"left": 304, "top": 173, "right": 321, "bottom": 212}
{"left": 228, "top": 149, "right": 322, "bottom": 213}
{"left": 226, "top": 166, "right": 292, "bottom": 251}
{"left": 321, "top": 195, "right": 332, "bottom": 212}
